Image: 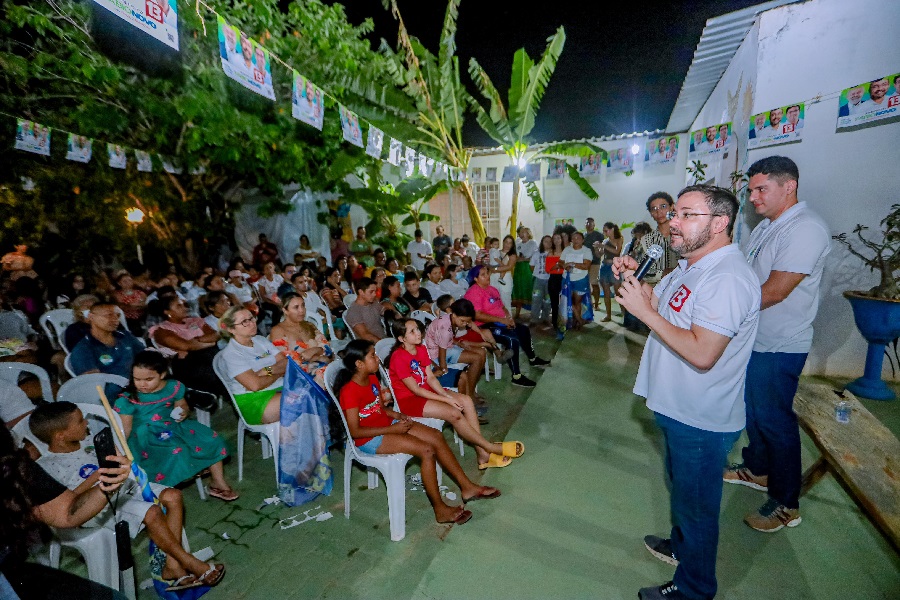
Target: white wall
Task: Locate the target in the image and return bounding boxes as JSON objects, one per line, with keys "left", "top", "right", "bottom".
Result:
{"left": 690, "top": 0, "right": 900, "bottom": 379}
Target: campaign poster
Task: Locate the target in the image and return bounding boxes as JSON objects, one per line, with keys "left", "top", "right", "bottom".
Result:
{"left": 66, "top": 134, "right": 92, "bottom": 163}
{"left": 546, "top": 158, "right": 566, "bottom": 180}
{"left": 417, "top": 153, "right": 428, "bottom": 176}
{"left": 434, "top": 161, "right": 446, "bottom": 179}
{"left": 160, "top": 156, "right": 182, "bottom": 174}
{"left": 338, "top": 105, "right": 364, "bottom": 148}
{"left": 364, "top": 125, "right": 383, "bottom": 159}
{"left": 470, "top": 167, "right": 482, "bottom": 183}
{"left": 217, "top": 16, "right": 275, "bottom": 101}
{"left": 554, "top": 218, "right": 574, "bottom": 228}
{"left": 135, "top": 150, "right": 153, "bottom": 172}
{"left": 403, "top": 147, "right": 416, "bottom": 177}
{"left": 606, "top": 147, "right": 634, "bottom": 173}
{"left": 485, "top": 167, "right": 497, "bottom": 182}
{"left": 645, "top": 136, "right": 679, "bottom": 164}
{"left": 749, "top": 103, "right": 804, "bottom": 148}
{"left": 107, "top": 143, "right": 127, "bottom": 169}
{"left": 14, "top": 119, "right": 50, "bottom": 156}
{"left": 92, "top": 0, "right": 179, "bottom": 50}
{"left": 837, "top": 74, "right": 900, "bottom": 128}
{"left": 423, "top": 157, "right": 434, "bottom": 177}
{"left": 579, "top": 154, "right": 602, "bottom": 176}
{"left": 455, "top": 168, "right": 466, "bottom": 182}
{"left": 291, "top": 72, "right": 324, "bottom": 130}
{"left": 523, "top": 163, "right": 541, "bottom": 182}
{"left": 501, "top": 165, "right": 518, "bottom": 182}
{"left": 388, "top": 138, "right": 402, "bottom": 166}
{"left": 688, "top": 122, "right": 733, "bottom": 158}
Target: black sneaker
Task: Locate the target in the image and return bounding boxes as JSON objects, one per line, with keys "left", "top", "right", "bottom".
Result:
{"left": 643, "top": 535, "right": 678, "bottom": 566}
{"left": 529, "top": 356, "right": 551, "bottom": 368}
{"left": 511, "top": 374, "right": 537, "bottom": 388}
{"left": 638, "top": 581, "right": 688, "bottom": 599}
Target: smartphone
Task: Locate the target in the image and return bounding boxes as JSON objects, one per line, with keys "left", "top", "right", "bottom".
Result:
{"left": 93, "top": 427, "right": 118, "bottom": 470}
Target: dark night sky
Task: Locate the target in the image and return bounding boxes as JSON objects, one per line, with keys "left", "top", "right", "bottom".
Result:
{"left": 329, "top": 0, "right": 764, "bottom": 146}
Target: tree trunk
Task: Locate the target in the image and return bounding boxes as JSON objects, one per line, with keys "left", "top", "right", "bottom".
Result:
{"left": 509, "top": 177, "right": 521, "bottom": 237}
{"left": 457, "top": 182, "right": 487, "bottom": 245}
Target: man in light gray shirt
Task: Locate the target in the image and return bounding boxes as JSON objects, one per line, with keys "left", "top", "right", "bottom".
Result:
{"left": 724, "top": 156, "right": 830, "bottom": 534}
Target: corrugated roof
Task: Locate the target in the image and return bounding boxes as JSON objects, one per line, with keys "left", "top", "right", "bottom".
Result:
{"left": 469, "top": 129, "right": 666, "bottom": 156}
{"left": 665, "top": 0, "right": 800, "bottom": 133}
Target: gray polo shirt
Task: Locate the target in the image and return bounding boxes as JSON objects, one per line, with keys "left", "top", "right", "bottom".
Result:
{"left": 345, "top": 301, "right": 386, "bottom": 338}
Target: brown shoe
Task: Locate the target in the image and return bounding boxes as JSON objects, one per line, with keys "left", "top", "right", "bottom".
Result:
{"left": 723, "top": 464, "right": 768, "bottom": 492}
{"left": 744, "top": 498, "right": 801, "bottom": 532}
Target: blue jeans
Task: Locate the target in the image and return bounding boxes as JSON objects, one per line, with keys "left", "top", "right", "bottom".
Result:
{"left": 741, "top": 351, "right": 808, "bottom": 509}
{"left": 655, "top": 412, "right": 740, "bottom": 600}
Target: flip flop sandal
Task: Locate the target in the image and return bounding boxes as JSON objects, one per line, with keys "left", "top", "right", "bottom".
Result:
{"left": 166, "top": 575, "right": 200, "bottom": 592}
{"left": 439, "top": 508, "right": 473, "bottom": 525}
{"left": 500, "top": 441, "right": 525, "bottom": 458}
{"left": 463, "top": 487, "right": 502, "bottom": 502}
{"left": 208, "top": 487, "right": 240, "bottom": 502}
{"left": 197, "top": 563, "right": 226, "bottom": 587}
{"left": 478, "top": 453, "right": 512, "bottom": 470}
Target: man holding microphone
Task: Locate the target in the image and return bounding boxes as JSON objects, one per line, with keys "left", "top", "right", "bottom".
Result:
{"left": 614, "top": 185, "right": 760, "bottom": 600}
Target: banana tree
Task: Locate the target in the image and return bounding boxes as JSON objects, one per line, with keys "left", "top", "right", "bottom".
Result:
{"left": 468, "top": 28, "right": 604, "bottom": 236}
{"left": 372, "top": 0, "right": 487, "bottom": 244}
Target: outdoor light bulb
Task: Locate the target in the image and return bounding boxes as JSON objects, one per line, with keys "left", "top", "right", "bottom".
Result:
{"left": 631, "top": 144, "right": 640, "bottom": 155}
{"left": 517, "top": 157, "right": 527, "bottom": 169}
{"left": 125, "top": 207, "right": 145, "bottom": 224}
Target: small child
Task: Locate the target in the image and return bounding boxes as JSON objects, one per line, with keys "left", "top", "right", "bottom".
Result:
{"left": 115, "top": 350, "right": 238, "bottom": 502}
{"left": 29, "top": 402, "right": 225, "bottom": 592}
{"left": 488, "top": 238, "right": 507, "bottom": 285}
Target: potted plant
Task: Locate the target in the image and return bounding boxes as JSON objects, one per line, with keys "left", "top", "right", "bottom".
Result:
{"left": 833, "top": 203, "right": 900, "bottom": 400}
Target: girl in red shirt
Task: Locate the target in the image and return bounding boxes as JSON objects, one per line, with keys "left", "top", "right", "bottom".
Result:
{"left": 387, "top": 318, "right": 525, "bottom": 470}
{"left": 337, "top": 340, "right": 501, "bottom": 524}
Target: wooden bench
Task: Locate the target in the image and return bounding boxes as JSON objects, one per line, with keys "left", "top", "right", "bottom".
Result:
{"left": 794, "top": 382, "right": 900, "bottom": 551}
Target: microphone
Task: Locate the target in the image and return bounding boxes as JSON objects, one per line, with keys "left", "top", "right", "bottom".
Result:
{"left": 633, "top": 244, "right": 664, "bottom": 281}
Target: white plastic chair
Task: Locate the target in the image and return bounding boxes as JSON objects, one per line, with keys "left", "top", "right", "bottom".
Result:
{"left": 373, "top": 339, "right": 463, "bottom": 456}
{"left": 409, "top": 310, "right": 435, "bottom": 325}
{"left": 0, "top": 362, "right": 53, "bottom": 403}
{"left": 324, "top": 362, "right": 412, "bottom": 542}
{"left": 343, "top": 294, "right": 357, "bottom": 309}
{"left": 39, "top": 308, "right": 73, "bottom": 351}
{"left": 63, "top": 353, "right": 77, "bottom": 378}
{"left": 50, "top": 526, "right": 120, "bottom": 590}
{"left": 213, "top": 353, "right": 280, "bottom": 486}
{"left": 56, "top": 373, "right": 129, "bottom": 405}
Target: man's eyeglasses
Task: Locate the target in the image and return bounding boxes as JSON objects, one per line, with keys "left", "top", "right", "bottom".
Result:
{"left": 666, "top": 211, "right": 714, "bottom": 221}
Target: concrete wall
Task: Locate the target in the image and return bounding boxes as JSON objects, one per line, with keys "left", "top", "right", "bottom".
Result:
{"left": 689, "top": 0, "right": 900, "bottom": 379}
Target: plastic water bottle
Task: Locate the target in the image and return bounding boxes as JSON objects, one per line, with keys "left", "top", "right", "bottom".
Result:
{"left": 835, "top": 400, "right": 851, "bottom": 424}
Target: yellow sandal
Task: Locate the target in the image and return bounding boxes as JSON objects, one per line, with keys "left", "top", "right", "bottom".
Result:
{"left": 478, "top": 453, "right": 512, "bottom": 470}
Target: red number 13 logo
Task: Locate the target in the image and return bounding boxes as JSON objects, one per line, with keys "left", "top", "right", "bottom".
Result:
{"left": 145, "top": 0, "right": 163, "bottom": 23}
{"left": 668, "top": 285, "right": 692, "bottom": 312}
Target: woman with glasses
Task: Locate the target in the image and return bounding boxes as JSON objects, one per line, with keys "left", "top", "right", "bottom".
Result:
{"left": 217, "top": 306, "right": 288, "bottom": 425}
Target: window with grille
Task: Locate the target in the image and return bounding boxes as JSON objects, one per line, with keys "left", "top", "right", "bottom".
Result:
{"left": 473, "top": 183, "right": 501, "bottom": 239}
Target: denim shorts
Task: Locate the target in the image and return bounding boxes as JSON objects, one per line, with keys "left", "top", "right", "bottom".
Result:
{"left": 357, "top": 436, "right": 383, "bottom": 454}
{"left": 436, "top": 366, "right": 464, "bottom": 388}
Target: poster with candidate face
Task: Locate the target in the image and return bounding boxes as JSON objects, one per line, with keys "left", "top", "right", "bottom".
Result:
{"left": 365, "top": 126, "right": 384, "bottom": 159}
{"left": 92, "top": 0, "right": 179, "bottom": 50}
{"left": 403, "top": 147, "right": 416, "bottom": 177}
{"left": 107, "top": 144, "right": 127, "bottom": 169}
{"left": 135, "top": 150, "right": 153, "bottom": 172}
{"left": 388, "top": 138, "right": 402, "bottom": 166}
{"left": 217, "top": 16, "right": 275, "bottom": 101}
{"left": 291, "top": 72, "right": 324, "bottom": 130}
{"left": 338, "top": 105, "right": 364, "bottom": 148}
{"left": 14, "top": 120, "right": 50, "bottom": 156}
{"left": 546, "top": 159, "right": 566, "bottom": 180}
{"left": 688, "top": 122, "right": 733, "bottom": 159}
{"left": 606, "top": 147, "right": 634, "bottom": 173}
{"left": 645, "top": 136, "right": 679, "bottom": 164}
{"left": 66, "top": 134, "right": 92, "bottom": 163}
{"left": 485, "top": 167, "right": 497, "bottom": 182}
{"left": 523, "top": 163, "right": 541, "bottom": 182}
{"left": 579, "top": 154, "right": 602, "bottom": 176}
{"left": 749, "top": 103, "right": 804, "bottom": 148}
{"left": 837, "top": 74, "right": 900, "bottom": 128}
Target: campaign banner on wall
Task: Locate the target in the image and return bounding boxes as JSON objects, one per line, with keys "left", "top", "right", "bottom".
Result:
{"left": 579, "top": 154, "right": 602, "bottom": 176}
{"left": 365, "top": 125, "right": 383, "bottom": 159}
{"left": 500, "top": 165, "right": 518, "bottom": 182}
{"left": 606, "top": 148, "right": 634, "bottom": 173}
{"left": 485, "top": 167, "right": 497, "bottom": 182}
{"left": 688, "top": 122, "right": 733, "bottom": 158}
{"left": 66, "top": 134, "right": 92, "bottom": 163}
{"left": 837, "top": 73, "right": 899, "bottom": 128}
{"left": 14, "top": 119, "right": 50, "bottom": 156}
{"left": 523, "top": 163, "right": 541, "bottom": 182}
{"left": 107, "top": 143, "right": 127, "bottom": 169}
{"left": 387, "top": 138, "right": 402, "bottom": 166}
{"left": 217, "top": 16, "right": 275, "bottom": 101}
{"left": 749, "top": 103, "right": 804, "bottom": 148}
{"left": 645, "top": 136, "right": 679, "bottom": 164}
{"left": 470, "top": 167, "right": 482, "bottom": 183}
{"left": 291, "top": 72, "right": 324, "bottom": 130}
{"left": 546, "top": 159, "right": 566, "bottom": 180}
{"left": 338, "top": 105, "right": 363, "bottom": 148}
{"left": 92, "top": 0, "right": 179, "bottom": 50}
{"left": 135, "top": 150, "right": 153, "bottom": 172}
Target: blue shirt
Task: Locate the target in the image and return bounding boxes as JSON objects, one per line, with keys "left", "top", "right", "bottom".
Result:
{"left": 70, "top": 330, "right": 146, "bottom": 386}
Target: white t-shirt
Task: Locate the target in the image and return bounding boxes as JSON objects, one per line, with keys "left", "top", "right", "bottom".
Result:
{"left": 423, "top": 280, "right": 443, "bottom": 301}
{"left": 226, "top": 282, "right": 255, "bottom": 304}
{"left": 530, "top": 251, "right": 550, "bottom": 280}
{"left": 560, "top": 246, "right": 593, "bottom": 281}
{"left": 634, "top": 245, "right": 760, "bottom": 432}
{"left": 255, "top": 275, "right": 284, "bottom": 302}
{"left": 518, "top": 239, "right": 538, "bottom": 260}
{"left": 744, "top": 201, "right": 830, "bottom": 353}
{"left": 406, "top": 240, "right": 433, "bottom": 271}
{"left": 220, "top": 336, "right": 283, "bottom": 396}
{"left": 439, "top": 278, "right": 469, "bottom": 300}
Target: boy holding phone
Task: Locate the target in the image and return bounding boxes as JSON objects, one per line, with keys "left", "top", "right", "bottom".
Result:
{"left": 27, "top": 402, "right": 225, "bottom": 592}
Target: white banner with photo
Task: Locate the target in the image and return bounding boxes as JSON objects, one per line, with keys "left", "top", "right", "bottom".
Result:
{"left": 92, "top": 0, "right": 179, "bottom": 50}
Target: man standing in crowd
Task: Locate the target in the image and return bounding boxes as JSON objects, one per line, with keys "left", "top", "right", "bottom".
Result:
{"left": 343, "top": 277, "right": 386, "bottom": 341}
{"left": 406, "top": 229, "right": 434, "bottom": 273}
{"left": 724, "top": 156, "right": 830, "bottom": 533}
{"left": 583, "top": 217, "right": 605, "bottom": 311}
{"left": 642, "top": 192, "right": 680, "bottom": 282}
{"left": 432, "top": 225, "right": 452, "bottom": 264}
{"left": 616, "top": 185, "right": 760, "bottom": 600}
{"left": 251, "top": 233, "right": 279, "bottom": 270}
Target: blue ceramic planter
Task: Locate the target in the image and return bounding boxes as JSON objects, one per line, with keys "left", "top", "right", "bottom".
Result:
{"left": 844, "top": 291, "right": 900, "bottom": 401}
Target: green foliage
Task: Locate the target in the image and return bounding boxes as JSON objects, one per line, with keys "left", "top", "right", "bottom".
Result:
{"left": 563, "top": 163, "right": 600, "bottom": 200}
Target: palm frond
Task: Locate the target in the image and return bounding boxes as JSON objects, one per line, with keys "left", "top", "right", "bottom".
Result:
{"left": 513, "top": 26, "right": 565, "bottom": 142}
{"left": 468, "top": 57, "right": 509, "bottom": 127}
{"left": 533, "top": 140, "right": 605, "bottom": 159}
{"left": 507, "top": 48, "right": 534, "bottom": 128}
{"left": 565, "top": 164, "right": 599, "bottom": 200}
{"left": 524, "top": 180, "right": 545, "bottom": 212}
